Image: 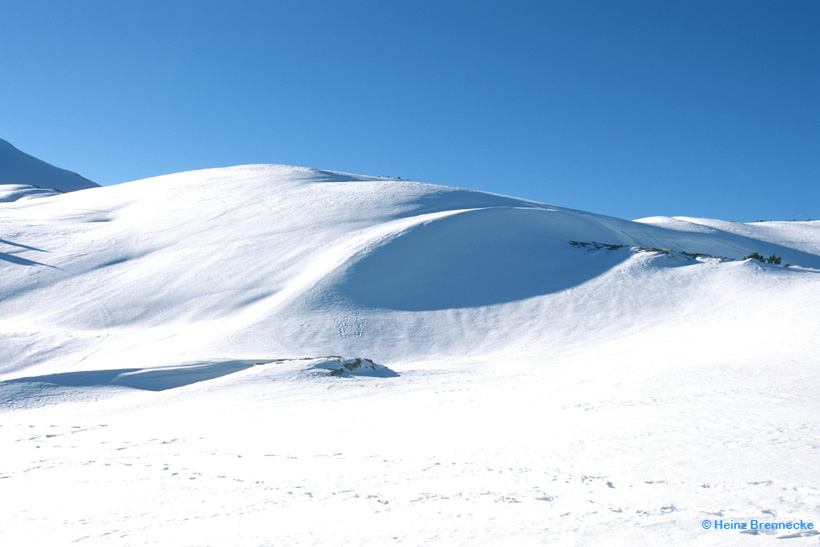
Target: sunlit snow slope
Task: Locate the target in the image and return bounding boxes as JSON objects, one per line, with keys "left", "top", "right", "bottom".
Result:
{"left": 2, "top": 150, "right": 819, "bottom": 546}
{"left": 1, "top": 162, "right": 818, "bottom": 376}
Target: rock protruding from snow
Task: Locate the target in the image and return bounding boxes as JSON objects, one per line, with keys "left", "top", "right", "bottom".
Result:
{"left": 0, "top": 138, "right": 99, "bottom": 200}
{"left": 307, "top": 357, "right": 399, "bottom": 378}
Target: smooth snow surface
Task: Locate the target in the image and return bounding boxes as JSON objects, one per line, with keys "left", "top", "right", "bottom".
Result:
{"left": 2, "top": 160, "right": 819, "bottom": 546}
{"left": 0, "top": 138, "right": 98, "bottom": 201}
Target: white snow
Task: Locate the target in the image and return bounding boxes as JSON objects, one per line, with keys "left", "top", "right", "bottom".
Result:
{"left": 1, "top": 152, "right": 819, "bottom": 545}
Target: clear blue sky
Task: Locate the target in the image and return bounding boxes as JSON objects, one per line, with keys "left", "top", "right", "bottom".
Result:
{"left": 2, "top": 1, "right": 818, "bottom": 221}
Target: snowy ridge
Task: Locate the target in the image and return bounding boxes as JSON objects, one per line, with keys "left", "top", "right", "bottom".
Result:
{"left": 0, "top": 138, "right": 98, "bottom": 201}
{"left": 1, "top": 157, "right": 819, "bottom": 546}
{"left": 638, "top": 215, "right": 820, "bottom": 256}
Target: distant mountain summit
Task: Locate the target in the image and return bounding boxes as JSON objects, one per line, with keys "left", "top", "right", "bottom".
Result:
{"left": 0, "top": 138, "right": 98, "bottom": 200}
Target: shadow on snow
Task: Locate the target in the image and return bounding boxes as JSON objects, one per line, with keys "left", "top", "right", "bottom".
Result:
{"left": 332, "top": 207, "right": 632, "bottom": 311}
{"left": 1, "top": 360, "right": 258, "bottom": 393}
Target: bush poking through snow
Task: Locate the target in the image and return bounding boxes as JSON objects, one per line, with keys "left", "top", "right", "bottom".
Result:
{"left": 571, "top": 240, "right": 727, "bottom": 261}
{"left": 571, "top": 241, "right": 789, "bottom": 267}
{"left": 744, "top": 252, "right": 782, "bottom": 265}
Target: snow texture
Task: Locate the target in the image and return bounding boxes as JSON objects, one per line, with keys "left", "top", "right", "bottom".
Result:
{"left": 1, "top": 144, "right": 819, "bottom": 546}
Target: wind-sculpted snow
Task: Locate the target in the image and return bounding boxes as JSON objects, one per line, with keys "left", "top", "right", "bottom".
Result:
{"left": 0, "top": 357, "right": 397, "bottom": 410}
{"left": 333, "top": 207, "right": 632, "bottom": 310}
{"left": 1, "top": 360, "right": 259, "bottom": 396}
{"left": 1, "top": 163, "right": 819, "bottom": 374}
{"left": 1, "top": 159, "right": 820, "bottom": 546}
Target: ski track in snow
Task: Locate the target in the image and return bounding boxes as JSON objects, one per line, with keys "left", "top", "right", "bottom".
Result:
{"left": 2, "top": 157, "right": 820, "bottom": 545}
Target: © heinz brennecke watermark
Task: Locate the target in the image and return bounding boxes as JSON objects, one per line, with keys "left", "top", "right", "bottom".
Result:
{"left": 701, "top": 519, "right": 814, "bottom": 531}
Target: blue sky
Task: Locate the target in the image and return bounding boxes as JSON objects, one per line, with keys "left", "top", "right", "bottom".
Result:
{"left": 1, "top": 1, "right": 817, "bottom": 221}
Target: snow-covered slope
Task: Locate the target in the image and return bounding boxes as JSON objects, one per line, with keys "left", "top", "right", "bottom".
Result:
{"left": 1, "top": 164, "right": 818, "bottom": 375}
{"left": 0, "top": 138, "right": 98, "bottom": 201}
{"left": 1, "top": 160, "right": 819, "bottom": 546}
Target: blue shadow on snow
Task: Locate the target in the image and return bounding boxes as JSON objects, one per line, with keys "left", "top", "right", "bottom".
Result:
{"left": 1, "top": 360, "right": 258, "bottom": 392}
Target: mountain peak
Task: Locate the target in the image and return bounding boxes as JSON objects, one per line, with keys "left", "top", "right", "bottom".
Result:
{"left": 0, "top": 138, "right": 99, "bottom": 199}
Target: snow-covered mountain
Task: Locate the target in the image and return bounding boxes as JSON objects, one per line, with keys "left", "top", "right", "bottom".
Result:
{"left": 1, "top": 149, "right": 819, "bottom": 545}
{"left": 0, "top": 138, "right": 98, "bottom": 202}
